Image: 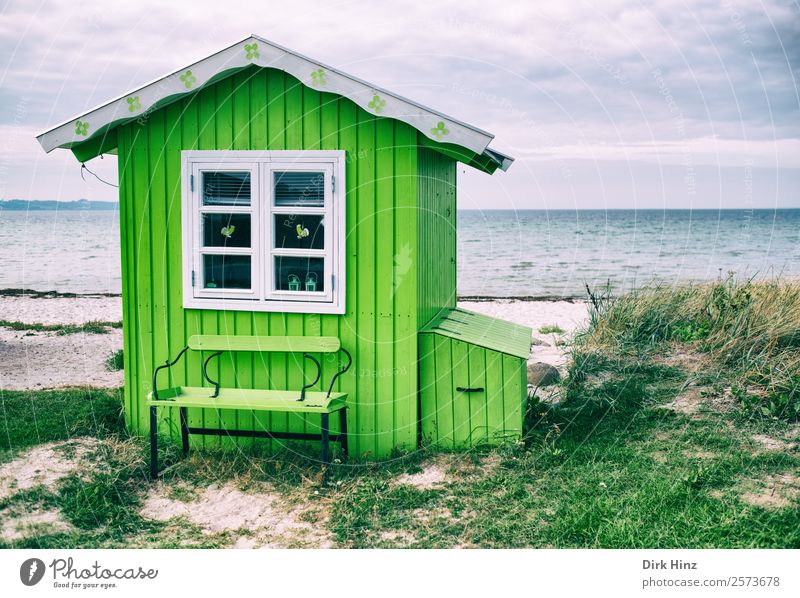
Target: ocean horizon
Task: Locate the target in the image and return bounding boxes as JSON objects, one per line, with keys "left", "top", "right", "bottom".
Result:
{"left": 1, "top": 207, "right": 798, "bottom": 298}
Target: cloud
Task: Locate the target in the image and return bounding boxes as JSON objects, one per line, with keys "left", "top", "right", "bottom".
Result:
{"left": 0, "top": 0, "right": 797, "bottom": 207}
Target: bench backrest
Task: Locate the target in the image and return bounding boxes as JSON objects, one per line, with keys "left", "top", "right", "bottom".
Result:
{"left": 187, "top": 335, "right": 341, "bottom": 353}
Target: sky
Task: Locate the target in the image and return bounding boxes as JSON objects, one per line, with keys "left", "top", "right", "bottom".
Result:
{"left": 1, "top": 0, "right": 798, "bottom": 209}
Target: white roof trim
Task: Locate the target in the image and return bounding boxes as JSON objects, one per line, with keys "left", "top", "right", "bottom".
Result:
{"left": 36, "top": 34, "right": 512, "bottom": 169}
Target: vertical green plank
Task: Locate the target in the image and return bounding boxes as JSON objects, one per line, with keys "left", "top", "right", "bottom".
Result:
{"left": 433, "top": 334, "right": 455, "bottom": 448}
{"left": 250, "top": 69, "right": 268, "bottom": 149}
{"left": 418, "top": 333, "right": 436, "bottom": 445}
{"left": 303, "top": 86, "right": 321, "bottom": 151}
{"left": 392, "top": 122, "right": 417, "bottom": 450}
{"left": 117, "top": 126, "right": 137, "bottom": 432}
{"left": 451, "top": 338, "right": 470, "bottom": 448}
{"left": 130, "top": 119, "right": 153, "bottom": 435}
{"left": 374, "top": 117, "right": 394, "bottom": 456}
{"left": 484, "top": 349, "right": 505, "bottom": 443}
{"left": 356, "top": 109, "right": 376, "bottom": 457}
{"left": 163, "top": 103, "right": 187, "bottom": 446}
{"left": 147, "top": 110, "right": 172, "bottom": 438}
{"left": 502, "top": 355, "right": 524, "bottom": 438}
{"left": 467, "top": 345, "right": 488, "bottom": 445}
{"left": 319, "top": 91, "right": 339, "bottom": 151}
{"left": 232, "top": 70, "right": 251, "bottom": 149}
{"left": 284, "top": 72, "right": 303, "bottom": 149}
{"left": 447, "top": 159, "right": 456, "bottom": 308}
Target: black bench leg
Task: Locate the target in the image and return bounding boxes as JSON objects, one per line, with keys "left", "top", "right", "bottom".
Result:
{"left": 321, "top": 413, "right": 330, "bottom": 483}
{"left": 149, "top": 406, "right": 158, "bottom": 480}
{"left": 180, "top": 407, "right": 190, "bottom": 457}
{"left": 339, "top": 408, "right": 348, "bottom": 457}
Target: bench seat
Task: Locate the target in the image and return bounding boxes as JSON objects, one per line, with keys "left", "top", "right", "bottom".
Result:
{"left": 148, "top": 387, "right": 348, "bottom": 413}
{"left": 148, "top": 334, "right": 353, "bottom": 482}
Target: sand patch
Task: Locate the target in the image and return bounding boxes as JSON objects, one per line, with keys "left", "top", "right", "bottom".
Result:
{"left": 0, "top": 328, "right": 123, "bottom": 390}
{"left": 740, "top": 474, "right": 800, "bottom": 510}
{"left": 654, "top": 348, "right": 713, "bottom": 374}
{"left": 662, "top": 386, "right": 709, "bottom": 415}
{"left": 684, "top": 449, "right": 716, "bottom": 459}
{"left": 477, "top": 454, "right": 501, "bottom": 476}
{"left": 0, "top": 295, "right": 122, "bottom": 326}
{"left": 0, "top": 438, "right": 101, "bottom": 500}
{"left": 140, "top": 482, "right": 333, "bottom": 548}
{"left": 752, "top": 434, "right": 797, "bottom": 452}
{"left": 0, "top": 507, "right": 75, "bottom": 542}
{"left": 394, "top": 462, "right": 449, "bottom": 490}
{"left": 650, "top": 451, "right": 669, "bottom": 464}
{"left": 411, "top": 506, "right": 460, "bottom": 525}
{"left": 378, "top": 530, "right": 417, "bottom": 546}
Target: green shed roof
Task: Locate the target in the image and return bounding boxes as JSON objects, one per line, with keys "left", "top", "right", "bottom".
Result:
{"left": 421, "top": 308, "right": 532, "bottom": 359}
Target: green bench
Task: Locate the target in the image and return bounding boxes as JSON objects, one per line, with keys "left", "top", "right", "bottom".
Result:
{"left": 148, "top": 334, "right": 352, "bottom": 480}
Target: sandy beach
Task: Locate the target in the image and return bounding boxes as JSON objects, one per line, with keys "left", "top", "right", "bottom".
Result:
{"left": 0, "top": 294, "right": 588, "bottom": 390}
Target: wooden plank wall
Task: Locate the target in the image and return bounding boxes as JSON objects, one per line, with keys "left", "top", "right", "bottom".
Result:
{"left": 117, "top": 66, "right": 418, "bottom": 458}
{"left": 416, "top": 145, "right": 457, "bottom": 329}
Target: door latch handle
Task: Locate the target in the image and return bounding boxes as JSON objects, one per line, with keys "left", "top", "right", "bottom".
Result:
{"left": 456, "top": 386, "right": 484, "bottom": 393}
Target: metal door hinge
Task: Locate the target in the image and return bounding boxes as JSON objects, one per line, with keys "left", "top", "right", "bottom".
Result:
{"left": 190, "top": 174, "right": 195, "bottom": 192}
{"left": 331, "top": 175, "right": 336, "bottom": 193}
{"left": 191, "top": 270, "right": 196, "bottom": 286}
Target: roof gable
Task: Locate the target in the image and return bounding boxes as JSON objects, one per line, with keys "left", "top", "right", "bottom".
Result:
{"left": 36, "top": 35, "right": 512, "bottom": 173}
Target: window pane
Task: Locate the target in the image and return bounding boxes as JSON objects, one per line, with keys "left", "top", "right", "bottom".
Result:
{"left": 274, "top": 256, "right": 325, "bottom": 292}
{"left": 273, "top": 171, "right": 324, "bottom": 207}
{"left": 202, "top": 213, "right": 251, "bottom": 248}
{"left": 202, "top": 171, "right": 251, "bottom": 206}
{"left": 273, "top": 214, "right": 324, "bottom": 250}
{"left": 203, "top": 254, "right": 251, "bottom": 289}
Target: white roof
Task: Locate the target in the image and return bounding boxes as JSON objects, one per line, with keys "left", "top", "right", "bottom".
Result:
{"left": 36, "top": 34, "right": 513, "bottom": 171}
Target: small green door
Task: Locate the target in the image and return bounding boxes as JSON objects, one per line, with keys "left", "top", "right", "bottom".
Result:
{"left": 418, "top": 309, "right": 531, "bottom": 448}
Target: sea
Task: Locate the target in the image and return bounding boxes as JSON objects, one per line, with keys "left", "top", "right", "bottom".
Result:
{"left": 1, "top": 208, "right": 798, "bottom": 298}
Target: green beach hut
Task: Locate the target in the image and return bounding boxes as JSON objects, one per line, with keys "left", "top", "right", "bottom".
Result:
{"left": 36, "top": 35, "right": 531, "bottom": 472}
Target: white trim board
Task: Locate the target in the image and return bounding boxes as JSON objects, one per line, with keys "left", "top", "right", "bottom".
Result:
{"left": 35, "top": 35, "right": 513, "bottom": 171}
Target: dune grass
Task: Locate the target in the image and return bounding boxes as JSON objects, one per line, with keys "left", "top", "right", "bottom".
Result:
{"left": 538, "top": 324, "right": 565, "bottom": 335}
{"left": 581, "top": 276, "right": 800, "bottom": 421}
{"left": 0, "top": 319, "right": 122, "bottom": 335}
{"left": 105, "top": 349, "right": 124, "bottom": 372}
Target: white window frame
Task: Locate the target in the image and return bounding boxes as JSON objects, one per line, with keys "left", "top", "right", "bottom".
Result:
{"left": 181, "top": 150, "right": 346, "bottom": 314}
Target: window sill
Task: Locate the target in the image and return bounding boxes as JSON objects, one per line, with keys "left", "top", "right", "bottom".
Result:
{"left": 183, "top": 296, "right": 346, "bottom": 315}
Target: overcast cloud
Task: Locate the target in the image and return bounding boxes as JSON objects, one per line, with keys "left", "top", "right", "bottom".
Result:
{"left": 1, "top": 0, "right": 797, "bottom": 208}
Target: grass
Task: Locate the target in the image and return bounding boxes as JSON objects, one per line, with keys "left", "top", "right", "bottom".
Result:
{"left": 581, "top": 276, "right": 800, "bottom": 421}
{"left": 0, "top": 319, "right": 122, "bottom": 335}
{"left": 2, "top": 278, "right": 798, "bottom": 548}
{"left": 538, "top": 324, "right": 565, "bottom": 334}
{"left": 105, "top": 349, "right": 124, "bottom": 371}
{"left": 0, "top": 388, "right": 224, "bottom": 549}
{"left": 0, "top": 388, "right": 125, "bottom": 454}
